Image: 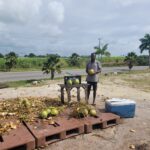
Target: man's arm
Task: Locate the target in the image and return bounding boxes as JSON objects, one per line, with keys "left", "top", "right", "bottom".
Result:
{"left": 96, "top": 61, "right": 101, "bottom": 74}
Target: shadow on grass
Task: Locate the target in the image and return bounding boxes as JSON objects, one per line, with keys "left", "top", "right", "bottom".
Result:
{"left": 0, "top": 79, "right": 42, "bottom": 89}
{"left": 0, "top": 83, "right": 9, "bottom": 89}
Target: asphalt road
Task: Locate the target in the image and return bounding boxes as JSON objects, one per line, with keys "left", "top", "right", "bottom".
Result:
{"left": 0, "top": 66, "right": 148, "bottom": 82}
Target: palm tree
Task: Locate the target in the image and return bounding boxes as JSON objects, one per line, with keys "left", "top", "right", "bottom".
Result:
{"left": 94, "top": 43, "right": 110, "bottom": 61}
{"left": 124, "top": 52, "right": 137, "bottom": 71}
{"left": 139, "top": 34, "right": 150, "bottom": 69}
{"left": 104, "top": 51, "right": 111, "bottom": 57}
{"left": 42, "top": 54, "right": 62, "bottom": 80}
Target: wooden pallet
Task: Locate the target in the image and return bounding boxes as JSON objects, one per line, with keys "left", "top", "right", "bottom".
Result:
{"left": 0, "top": 122, "right": 35, "bottom": 150}
{"left": 24, "top": 118, "right": 84, "bottom": 147}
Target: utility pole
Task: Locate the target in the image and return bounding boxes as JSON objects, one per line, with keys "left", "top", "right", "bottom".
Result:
{"left": 98, "top": 38, "right": 101, "bottom": 61}
{"left": 98, "top": 38, "right": 101, "bottom": 49}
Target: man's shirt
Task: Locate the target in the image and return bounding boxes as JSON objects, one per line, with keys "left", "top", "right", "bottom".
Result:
{"left": 86, "top": 61, "right": 101, "bottom": 82}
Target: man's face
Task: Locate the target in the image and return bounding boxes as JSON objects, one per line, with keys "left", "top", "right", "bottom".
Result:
{"left": 91, "top": 53, "right": 96, "bottom": 62}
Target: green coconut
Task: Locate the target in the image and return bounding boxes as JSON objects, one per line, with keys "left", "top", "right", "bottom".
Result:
{"left": 50, "top": 108, "right": 59, "bottom": 116}
{"left": 73, "top": 78, "right": 80, "bottom": 85}
{"left": 89, "top": 109, "right": 97, "bottom": 116}
{"left": 40, "top": 110, "right": 48, "bottom": 119}
{"left": 67, "top": 79, "right": 72, "bottom": 86}
{"left": 88, "top": 69, "right": 95, "bottom": 75}
{"left": 45, "top": 108, "right": 51, "bottom": 115}
{"left": 77, "top": 108, "right": 88, "bottom": 117}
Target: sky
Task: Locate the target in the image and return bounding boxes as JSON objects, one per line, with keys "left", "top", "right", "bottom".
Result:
{"left": 0, "top": 0, "right": 150, "bottom": 56}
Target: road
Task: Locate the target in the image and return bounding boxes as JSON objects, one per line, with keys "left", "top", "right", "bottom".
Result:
{"left": 0, "top": 66, "right": 148, "bottom": 82}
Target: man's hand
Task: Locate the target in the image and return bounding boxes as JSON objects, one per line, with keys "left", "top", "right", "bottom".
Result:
{"left": 95, "top": 70, "right": 101, "bottom": 74}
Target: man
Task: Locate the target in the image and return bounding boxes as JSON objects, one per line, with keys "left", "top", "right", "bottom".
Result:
{"left": 86, "top": 53, "right": 101, "bottom": 105}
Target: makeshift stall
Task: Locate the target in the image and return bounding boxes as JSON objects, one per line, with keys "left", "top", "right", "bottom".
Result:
{"left": 58, "top": 75, "right": 89, "bottom": 103}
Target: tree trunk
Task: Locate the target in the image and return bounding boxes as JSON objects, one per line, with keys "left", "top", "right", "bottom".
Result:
{"left": 149, "top": 50, "right": 150, "bottom": 69}
{"left": 51, "top": 70, "right": 55, "bottom": 80}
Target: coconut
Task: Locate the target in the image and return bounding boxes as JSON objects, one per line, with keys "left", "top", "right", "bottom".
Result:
{"left": 73, "top": 78, "right": 80, "bottom": 85}
{"left": 83, "top": 108, "right": 88, "bottom": 116}
{"left": 88, "top": 69, "right": 95, "bottom": 75}
{"left": 67, "top": 79, "right": 72, "bottom": 86}
{"left": 45, "top": 108, "right": 51, "bottom": 115}
{"left": 50, "top": 108, "right": 59, "bottom": 116}
{"left": 78, "top": 108, "right": 88, "bottom": 117}
{"left": 90, "top": 109, "right": 97, "bottom": 116}
{"left": 40, "top": 110, "right": 48, "bottom": 119}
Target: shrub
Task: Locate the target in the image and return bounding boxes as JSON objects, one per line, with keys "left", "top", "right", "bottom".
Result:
{"left": 136, "top": 55, "right": 149, "bottom": 66}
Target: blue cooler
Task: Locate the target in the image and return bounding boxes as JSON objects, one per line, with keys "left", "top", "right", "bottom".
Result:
{"left": 105, "top": 98, "right": 136, "bottom": 118}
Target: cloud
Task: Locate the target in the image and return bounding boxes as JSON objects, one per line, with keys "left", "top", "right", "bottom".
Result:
{"left": 0, "top": 0, "right": 150, "bottom": 56}
{"left": 111, "top": 0, "right": 149, "bottom": 7}
{"left": 0, "top": 0, "right": 64, "bottom": 54}
{"left": 0, "top": 0, "right": 41, "bottom": 24}
{"left": 48, "top": 1, "right": 64, "bottom": 24}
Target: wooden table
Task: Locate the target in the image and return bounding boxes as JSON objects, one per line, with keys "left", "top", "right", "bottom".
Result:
{"left": 58, "top": 84, "right": 89, "bottom": 104}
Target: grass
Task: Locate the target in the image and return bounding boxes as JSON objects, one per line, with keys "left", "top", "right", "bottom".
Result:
{"left": 0, "top": 75, "right": 88, "bottom": 88}
{"left": 123, "top": 77, "right": 150, "bottom": 92}
{"left": 1, "top": 69, "right": 149, "bottom": 89}
{"left": 0, "top": 79, "right": 46, "bottom": 88}
{"left": 6, "top": 80, "right": 35, "bottom": 88}
{"left": 120, "top": 70, "right": 150, "bottom": 92}
{"left": 0, "top": 56, "right": 125, "bottom": 72}
{"left": 0, "top": 77, "right": 64, "bottom": 88}
{"left": 0, "top": 80, "right": 34, "bottom": 88}
{"left": 102, "top": 69, "right": 150, "bottom": 92}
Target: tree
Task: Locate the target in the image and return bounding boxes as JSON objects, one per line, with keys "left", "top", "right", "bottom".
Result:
{"left": 5, "top": 52, "right": 18, "bottom": 71}
{"left": 42, "top": 54, "right": 61, "bottom": 80}
{"left": 28, "top": 53, "right": 36, "bottom": 57}
{"left": 94, "top": 43, "right": 110, "bottom": 61}
{"left": 24, "top": 53, "right": 36, "bottom": 57}
{"left": 139, "top": 34, "right": 150, "bottom": 69}
{"left": 0, "top": 53, "right": 4, "bottom": 58}
{"left": 136, "top": 55, "right": 149, "bottom": 66}
{"left": 124, "top": 52, "right": 137, "bottom": 71}
{"left": 68, "top": 53, "right": 80, "bottom": 67}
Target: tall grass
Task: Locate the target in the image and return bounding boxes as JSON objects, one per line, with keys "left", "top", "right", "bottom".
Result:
{"left": 16, "top": 57, "right": 46, "bottom": 69}
{"left": 0, "top": 56, "right": 125, "bottom": 71}
{"left": 0, "top": 58, "right": 5, "bottom": 71}
{"left": 101, "top": 56, "right": 125, "bottom": 67}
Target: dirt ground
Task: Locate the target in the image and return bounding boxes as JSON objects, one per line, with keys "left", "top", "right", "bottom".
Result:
{"left": 0, "top": 71, "right": 150, "bottom": 150}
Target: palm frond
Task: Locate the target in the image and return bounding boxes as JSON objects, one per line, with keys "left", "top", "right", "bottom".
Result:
{"left": 139, "top": 34, "right": 150, "bottom": 53}
{"left": 102, "top": 44, "right": 108, "bottom": 51}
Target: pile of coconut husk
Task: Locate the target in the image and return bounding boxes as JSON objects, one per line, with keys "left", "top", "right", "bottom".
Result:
{"left": 0, "top": 97, "right": 97, "bottom": 135}
{"left": 0, "top": 120, "right": 20, "bottom": 136}
{"left": 69, "top": 102, "right": 97, "bottom": 118}
{"left": 0, "top": 97, "right": 65, "bottom": 121}
{"left": 0, "top": 97, "right": 66, "bottom": 135}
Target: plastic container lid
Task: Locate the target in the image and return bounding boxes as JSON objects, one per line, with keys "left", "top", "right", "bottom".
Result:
{"left": 106, "top": 98, "right": 136, "bottom": 106}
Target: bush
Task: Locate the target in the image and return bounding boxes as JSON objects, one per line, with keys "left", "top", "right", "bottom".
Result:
{"left": 68, "top": 53, "right": 81, "bottom": 67}
{"left": 0, "top": 53, "right": 4, "bottom": 58}
{"left": 136, "top": 55, "right": 149, "bottom": 66}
